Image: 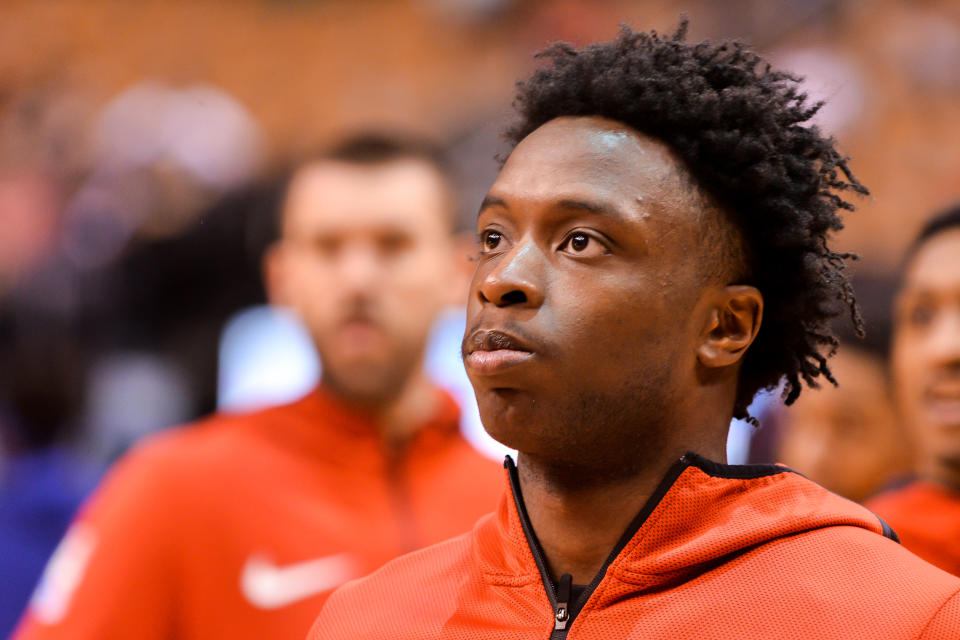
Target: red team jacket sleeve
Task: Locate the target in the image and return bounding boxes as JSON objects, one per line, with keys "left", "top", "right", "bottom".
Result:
{"left": 922, "top": 588, "right": 960, "bottom": 639}
{"left": 13, "top": 440, "right": 183, "bottom": 640}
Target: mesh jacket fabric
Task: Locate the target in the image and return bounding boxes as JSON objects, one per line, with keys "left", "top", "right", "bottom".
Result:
{"left": 13, "top": 387, "right": 503, "bottom": 640}
{"left": 867, "top": 481, "right": 960, "bottom": 577}
{"left": 309, "top": 455, "right": 960, "bottom": 639}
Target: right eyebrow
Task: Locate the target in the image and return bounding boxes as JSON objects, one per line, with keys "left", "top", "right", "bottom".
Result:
{"left": 477, "top": 195, "right": 507, "bottom": 218}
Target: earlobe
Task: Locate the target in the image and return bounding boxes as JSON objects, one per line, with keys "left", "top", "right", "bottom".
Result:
{"left": 697, "top": 285, "right": 763, "bottom": 368}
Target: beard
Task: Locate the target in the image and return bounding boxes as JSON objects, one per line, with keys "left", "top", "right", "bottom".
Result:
{"left": 317, "top": 335, "right": 427, "bottom": 409}
{"left": 480, "top": 361, "right": 679, "bottom": 484}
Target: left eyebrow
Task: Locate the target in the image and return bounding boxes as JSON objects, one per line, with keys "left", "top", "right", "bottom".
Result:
{"left": 554, "top": 198, "right": 630, "bottom": 221}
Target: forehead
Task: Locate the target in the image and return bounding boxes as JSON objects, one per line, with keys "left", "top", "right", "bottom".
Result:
{"left": 903, "top": 229, "right": 960, "bottom": 294}
{"left": 283, "top": 158, "right": 448, "bottom": 235}
{"left": 492, "top": 116, "right": 697, "bottom": 223}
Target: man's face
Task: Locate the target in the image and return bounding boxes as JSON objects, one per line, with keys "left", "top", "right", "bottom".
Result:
{"left": 892, "top": 228, "right": 960, "bottom": 487}
{"left": 778, "top": 348, "right": 907, "bottom": 502}
{"left": 270, "top": 159, "right": 455, "bottom": 405}
{"left": 462, "top": 116, "right": 717, "bottom": 471}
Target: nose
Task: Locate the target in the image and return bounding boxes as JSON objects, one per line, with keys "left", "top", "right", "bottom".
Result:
{"left": 477, "top": 240, "right": 544, "bottom": 308}
{"left": 338, "top": 243, "right": 381, "bottom": 293}
{"left": 928, "top": 307, "right": 960, "bottom": 368}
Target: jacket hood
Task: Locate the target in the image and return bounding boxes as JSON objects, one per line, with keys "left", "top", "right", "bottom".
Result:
{"left": 475, "top": 453, "right": 897, "bottom": 596}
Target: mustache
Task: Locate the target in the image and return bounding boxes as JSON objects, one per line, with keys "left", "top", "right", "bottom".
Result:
{"left": 461, "top": 323, "right": 544, "bottom": 358}
{"left": 339, "top": 301, "right": 381, "bottom": 326}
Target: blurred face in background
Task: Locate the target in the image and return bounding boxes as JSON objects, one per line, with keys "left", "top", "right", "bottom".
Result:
{"left": 893, "top": 229, "right": 960, "bottom": 490}
{"left": 777, "top": 347, "right": 909, "bottom": 501}
{"left": 0, "top": 170, "right": 59, "bottom": 291}
{"left": 266, "top": 158, "right": 459, "bottom": 406}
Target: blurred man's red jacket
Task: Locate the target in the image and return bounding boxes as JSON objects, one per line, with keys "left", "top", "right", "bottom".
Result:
{"left": 14, "top": 387, "right": 502, "bottom": 640}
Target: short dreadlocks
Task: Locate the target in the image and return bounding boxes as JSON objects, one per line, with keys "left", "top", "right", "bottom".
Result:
{"left": 505, "top": 21, "right": 868, "bottom": 421}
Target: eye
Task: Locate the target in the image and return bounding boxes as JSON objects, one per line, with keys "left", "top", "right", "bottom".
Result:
{"left": 558, "top": 231, "right": 608, "bottom": 257}
{"left": 480, "top": 230, "right": 503, "bottom": 253}
{"left": 311, "top": 234, "right": 341, "bottom": 257}
{"left": 378, "top": 231, "right": 413, "bottom": 256}
{"left": 908, "top": 303, "right": 935, "bottom": 328}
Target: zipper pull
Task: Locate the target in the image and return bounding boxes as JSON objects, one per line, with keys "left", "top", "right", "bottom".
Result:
{"left": 554, "top": 573, "right": 572, "bottom": 631}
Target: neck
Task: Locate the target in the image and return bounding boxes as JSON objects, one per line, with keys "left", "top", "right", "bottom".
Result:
{"left": 322, "top": 369, "right": 440, "bottom": 448}
{"left": 377, "top": 370, "right": 441, "bottom": 447}
{"left": 517, "top": 430, "right": 727, "bottom": 585}
{"left": 922, "top": 459, "right": 960, "bottom": 494}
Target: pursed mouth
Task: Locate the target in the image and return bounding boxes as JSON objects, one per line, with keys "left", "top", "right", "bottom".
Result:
{"left": 462, "top": 329, "right": 536, "bottom": 374}
{"left": 462, "top": 329, "right": 534, "bottom": 356}
{"left": 336, "top": 311, "right": 387, "bottom": 335}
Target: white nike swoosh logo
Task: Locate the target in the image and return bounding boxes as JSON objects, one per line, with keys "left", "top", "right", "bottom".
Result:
{"left": 240, "top": 553, "right": 357, "bottom": 609}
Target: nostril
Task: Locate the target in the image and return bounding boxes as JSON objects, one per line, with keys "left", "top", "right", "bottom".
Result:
{"left": 498, "top": 290, "right": 527, "bottom": 306}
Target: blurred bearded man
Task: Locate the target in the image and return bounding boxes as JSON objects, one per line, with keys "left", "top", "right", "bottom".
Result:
{"left": 14, "top": 134, "right": 503, "bottom": 640}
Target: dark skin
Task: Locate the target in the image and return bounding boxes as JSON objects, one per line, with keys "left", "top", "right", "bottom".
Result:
{"left": 462, "top": 116, "right": 763, "bottom": 584}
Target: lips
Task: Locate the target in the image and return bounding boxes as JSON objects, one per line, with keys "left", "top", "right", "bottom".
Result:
{"left": 333, "top": 315, "right": 387, "bottom": 355}
{"left": 338, "top": 321, "right": 381, "bottom": 341}
{"left": 463, "top": 329, "right": 535, "bottom": 375}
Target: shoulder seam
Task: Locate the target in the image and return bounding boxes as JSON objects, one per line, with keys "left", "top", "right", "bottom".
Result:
{"left": 919, "top": 584, "right": 960, "bottom": 639}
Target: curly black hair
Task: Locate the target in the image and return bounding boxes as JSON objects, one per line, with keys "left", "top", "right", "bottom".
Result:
{"left": 505, "top": 21, "right": 868, "bottom": 421}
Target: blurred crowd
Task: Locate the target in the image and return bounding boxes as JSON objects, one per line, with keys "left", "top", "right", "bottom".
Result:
{"left": 2, "top": 0, "right": 960, "bottom": 638}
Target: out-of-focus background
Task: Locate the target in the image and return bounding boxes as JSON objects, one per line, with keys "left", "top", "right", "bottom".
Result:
{"left": 1, "top": 0, "right": 958, "bottom": 633}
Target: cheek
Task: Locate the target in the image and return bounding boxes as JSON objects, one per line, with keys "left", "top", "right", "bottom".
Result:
{"left": 286, "top": 260, "right": 338, "bottom": 316}
{"left": 891, "top": 335, "right": 925, "bottom": 404}
{"left": 381, "top": 251, "right": 451, "bottom": 326}
{"left": 392, "top": 248, "right": 451, "bottom": 292}
{"left": 549, "top": 276, "right": 677, "bottom": 365}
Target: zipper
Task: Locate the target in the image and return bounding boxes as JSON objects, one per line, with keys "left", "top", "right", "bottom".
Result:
{"left": 553, "top": 573, "right": 573, "bottom": 631}
{"left": 385, "top": 443, "right": 420, "bottom": 554}
{"left": 505, "top": 455, "right": 692, "bottom": 639}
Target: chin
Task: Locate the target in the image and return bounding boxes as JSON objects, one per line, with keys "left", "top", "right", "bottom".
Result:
{"left": 477, "top": 390, "right": 556, "bottom": 453}
{"left": 480, "top": 421, "right": 525, "bottom": 451}
{"left": 478, "top": 395, "right": 520, "bottom": 439}
{"left": 326, "top": 369, "right": 402, "bottom": 405}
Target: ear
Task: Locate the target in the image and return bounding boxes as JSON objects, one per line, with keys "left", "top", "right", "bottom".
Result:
{"left": 262, "top": 242, "right": 291, "bottom": 307}
{"left": 696, "top": 285, "right": 763, "bottom": 369}
{"left": 442, "top": 232, "right": 480, "bottom": 307}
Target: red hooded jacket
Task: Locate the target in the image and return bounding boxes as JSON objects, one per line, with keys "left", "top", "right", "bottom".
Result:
{"left": 309, "top": 453, "right": 960, "bottom": 639}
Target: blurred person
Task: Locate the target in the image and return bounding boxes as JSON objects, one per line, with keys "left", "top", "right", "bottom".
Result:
{"left": 776, "top": 345, "right": 910, "bottom": 502}
{"left": 0, "top": 169, "right": 99, "bottom": 638}
{"left": 310, "top": 25, "right": 960, "bottom": 640}
{"left": 772, "top": 277, "right": 912, "bottom": 502}
{"left": 0, "top": 305, "right": 99, "bottom": 638}
{"left": 0, "top": 170, "right": 61, "bottom": 295}
{"left": 14, "top": 133, "right": 503, "bottom": 640}
{"left": 867, "top": 205, "right": 960, "bottom": 576}
{"left": 92, "top": 181, "right": 284, "bottom": 441}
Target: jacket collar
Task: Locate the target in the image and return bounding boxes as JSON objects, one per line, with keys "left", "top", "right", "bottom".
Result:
{"left": 474, "top": 453, "right": 897, "bottom": 596}
{"left": 247, "top": 385, "right": 462, "bottom": 468}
